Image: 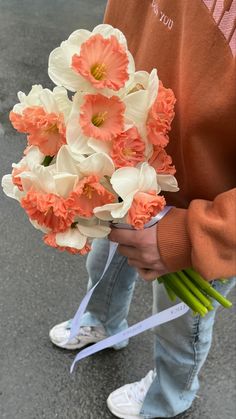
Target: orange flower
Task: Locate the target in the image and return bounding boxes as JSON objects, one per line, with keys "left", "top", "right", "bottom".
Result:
{"left": 21, "top": 189, "right": 75, "bottom": 232}
{"left": 110, "top": 127, "right": 145, "bottom": 168}
{"left": 44, "top": 232, "right": 91, "bottom": 255}
{"left": 127, "top": 191, "right": 166, "bottom": 229}
{"left": 67, "top": 175, "right": 116, "bottom": 217}
{"left": 10, "top": 107, "right": 66, "bottom": 156}
{"left": 148, "top": 146, "right": 176, "bottom": 175}
{"left": 71, "top": 34, "right": 129, "bottom": 91}
{"left": 80, "top": 94, "right": 125, "bottom": 141}
{"left": 146, "top": 81, "right": 176, "bottom": 146}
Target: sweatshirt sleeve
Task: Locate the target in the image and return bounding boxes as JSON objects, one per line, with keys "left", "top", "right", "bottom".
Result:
{"left": 156, "top": 188, "right": 236, "bottom": 280}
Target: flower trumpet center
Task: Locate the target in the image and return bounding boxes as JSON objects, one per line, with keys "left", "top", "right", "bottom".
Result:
{"left": 83, "top": 184, "right": 94, "bottom": 199}
{"left": 91, "top": 63, "right": 107, "bottom": 81}
{"left": 45, "top": 123, "right": 59, "bottom": 135}
{"left": 91, "top": 111, "right": 107, "bottom": 127}
{"left": 128, "top": 83, "right": 145, "bottom": 94}
{"left": 123, "top": 147, "right": 134, "bottom": 157}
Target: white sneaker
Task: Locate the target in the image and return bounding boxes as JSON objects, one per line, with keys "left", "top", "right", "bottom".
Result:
{"left": 49, "top": 320, "right": 107, "bottom": 350}
{"left": 107, "top": 370, "right": 156, "bottom": 419}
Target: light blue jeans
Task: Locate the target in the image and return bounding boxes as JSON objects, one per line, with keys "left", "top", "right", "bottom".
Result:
{"left": 80, "top": 238, "right": 235, "bottom": 418}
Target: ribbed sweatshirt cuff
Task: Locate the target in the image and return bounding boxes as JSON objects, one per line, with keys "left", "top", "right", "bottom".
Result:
{"left": 156, "top": 208, "right": 192, "bottom": 272}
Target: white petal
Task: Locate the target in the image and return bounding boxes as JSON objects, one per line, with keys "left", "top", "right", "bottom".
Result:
{"left": 67, "top": 122, "right": 94, "bottom": 155}
{"left": 77, "top": 223, "right": 111, "bottom": 238}
{"left": 67, "top": 29, "right": 91, "bottom": 46}
{"left": 127, "top": 51, "right": 135, "bottom": 76}
{"left": 52, "top": 86, "right": 72, "bottom": 122}
{"left": 13, "top": 85, "right": 44, "bottom": 113}
{"left": 88, "top": 138, "right": 112, "bottom": 155}
{"left": 110, "top": 167, "right": 139, "bottom": 199}
{"left": 133, "top": 71, "right": 149, "bottom": 86}
{"left": 20, "top": 172, "right": 38, "bottom": 192}
{"left": 12, "top": 156, "right": 27, "bottom": 169}
{"left": 56, "top": 145, "right": 80, "bottom": 175}
{"left": 147, "top": 69, "right": 159, "bottom": 107}
{"left": 79, "top": 153, "right": 115, "bottom": 177}
{"left": 139, "top": 163, "right": 159, "bottom": 193}
{"left": 156, "top": 174, "right": 179, "bottom": 192}
{"left": 124, "top": 69, "right": 158, "bottom": 126}
{"left": 92, "top": 24, "right": 128, "bottom": 47}
{"left": 48, "top": 46, "right": 89, "bottom": 92}
{"left": 94, "top": 202, "right": 122, "bottom": 221}
{"left": 24, "top": 146, "right": 44, "bottom": 169}
{"left": 94, "top": 192, "right": 135, "bottom": 220}
{"left": 39, "top": 88, "right": 59, "bottom": 113}
{"left": 48, "top": 30, "right": 94, "bottom": 93}
{"left": 124, "top": 90, "right": 148, "bottom": 125}
{"left": 55, "top": 228, "right": 87, "bottom": 250}
{"left": 21, "top": 166, "right": 56, "bottom": 194}
{"left": 66, "top": 94, "right": 94, "bottom": 155}
{"left": 1, "top": 174, "right": 25, "bottom": 201}
{"left": 54, "top": 173, "right": 78, "bottom": 198}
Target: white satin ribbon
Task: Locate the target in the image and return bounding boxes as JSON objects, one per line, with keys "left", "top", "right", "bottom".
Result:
{"left": 62, "top": 206, "right": 189, "bottom": 372}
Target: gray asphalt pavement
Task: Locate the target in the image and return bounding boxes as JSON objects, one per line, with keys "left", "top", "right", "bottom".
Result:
{"left": 0, "top": 1, "right": 235, "bottom": 418}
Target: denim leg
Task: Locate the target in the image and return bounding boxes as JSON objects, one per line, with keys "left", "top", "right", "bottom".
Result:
{"left": 140, "top": 277, "right": 236, "bottom": 418}
{"left": 80, "top": 238, "right": 138, "bottom": 349}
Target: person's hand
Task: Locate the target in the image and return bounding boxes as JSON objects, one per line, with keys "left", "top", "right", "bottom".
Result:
{"left": 109, "top": 224, "right": 168, "bottom": 281}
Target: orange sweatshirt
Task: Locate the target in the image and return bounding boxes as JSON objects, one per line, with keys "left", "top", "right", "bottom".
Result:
{"left": 104, "top": 0, "right": 236, "bottom": 280}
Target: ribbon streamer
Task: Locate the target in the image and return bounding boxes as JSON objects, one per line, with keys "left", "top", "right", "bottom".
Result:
{"left": 63, "top": 206, "right": 189, "bottom": 372}
{"left": 70, "top": 302, "right": 189, "bottom": 372}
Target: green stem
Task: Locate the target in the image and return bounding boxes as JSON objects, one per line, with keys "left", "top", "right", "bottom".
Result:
{"left": 157, "top": 276, "right": 164, "bottom": 284}
{"left": 163, "top": 281, "right": 176, "bottom": 301}
{"left": 176, "top": 271, "right": 214, "bottom": 310}
{"left": 184, "top": 268, "right": 232, "bottom": 309}
{"left": 42, "top": 155, "right": 54, "bottom": 166}
{"left": 164, "top": 273, "right": 208, "bottom": 316}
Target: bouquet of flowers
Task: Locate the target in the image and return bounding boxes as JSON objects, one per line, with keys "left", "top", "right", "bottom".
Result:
{"left": 2, "top": 24, "right": 232, "bottom": 316}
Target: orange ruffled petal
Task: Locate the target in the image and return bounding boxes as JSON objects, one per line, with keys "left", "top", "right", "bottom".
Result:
{"left": 146, "top": 81, "right": 176, "bottom": 146}
{"left": 10, "top": 107, "right": 66, "bottom": 156}
{"left": 80, "top": 94, "right": 125, "bottom": 141}
{"left": 110, "top": 127, "right": 145, "bottom": 168}
{"left": 67, "top": 175, "right": 116, "bottom": 217}
{"left": 72, "top": 34, "right": 129, "bottom": 91}
{"left": 127, "top": 191, "right": 166, "bottom": 230}
{"left": 148, "top": 146, "right": 176, "bottom": 175}
{"left": 21, "top": 189, "right": 75, "bottom": 232}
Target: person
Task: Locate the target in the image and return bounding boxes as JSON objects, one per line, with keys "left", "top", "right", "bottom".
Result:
{"left": 49, "top": 1, "right": 236, "bottom": 417}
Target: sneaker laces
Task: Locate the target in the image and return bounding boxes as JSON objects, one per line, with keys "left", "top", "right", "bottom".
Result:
{"left": 127, "top": 370, "right": 156, "bottom": 404}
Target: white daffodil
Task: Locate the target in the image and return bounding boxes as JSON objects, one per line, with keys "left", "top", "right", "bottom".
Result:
{"left": 66, "top": 92, "right": 121, "bottom": 158}
{"left": 79, "top": 153, "right": 115, "bottom": 178}
{"left": 124, "top": 69, "right": 159, "bottom": 128}
{"left": 56, "top": 144, "right": 115, "bottom": 178}
{"left": 45, "top": 217, "right": 111, "bottom": 254}
{"left": 11, "top": 84, "right": 72, "bottom": 121}
{"left": 122, "top": 69, "right": 159, "bottom": 159}
{"left": 94, "top": 162, "right": 160, "bottom": 221}
{"left": 48, "top": 24, "right": 135, "bottom": 94}
{"left": 56, "top": 217, "right": 111, "bottom": 248}
{"left": 20, "top": 164, "right": 78, "bottom": 199}
{"left": 10, "top": 85, "right": 73, "bottom": 157}
{"left": 1, "top": 146, "right": 45, "bottom": 201}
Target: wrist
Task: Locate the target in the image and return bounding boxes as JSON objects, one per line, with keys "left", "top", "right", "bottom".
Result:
{"left": 156, "top": 208, "right": 192, "bottom": 272}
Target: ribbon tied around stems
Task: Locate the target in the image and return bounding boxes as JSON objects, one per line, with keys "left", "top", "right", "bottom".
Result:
{"left": 63, "top": 206, "right": 190, "bottom": 372}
